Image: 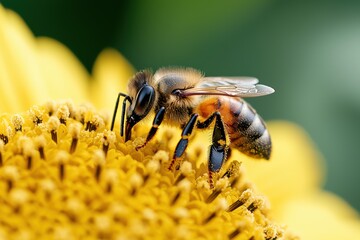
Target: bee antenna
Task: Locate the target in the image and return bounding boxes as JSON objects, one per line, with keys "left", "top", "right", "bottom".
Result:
{"left": 111, "top": 92, "right": 132, "bottom": 134}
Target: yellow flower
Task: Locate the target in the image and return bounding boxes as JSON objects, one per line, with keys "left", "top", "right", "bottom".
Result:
{"left": 1, "top": 5, "right": 360, "bottom": 240}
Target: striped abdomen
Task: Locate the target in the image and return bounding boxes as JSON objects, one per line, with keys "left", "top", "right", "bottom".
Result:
{"left": 196, "top": 96, "right": 271, "bottom": 159}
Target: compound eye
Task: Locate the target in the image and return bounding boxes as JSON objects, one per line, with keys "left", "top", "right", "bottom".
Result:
{"left": 134, "top": 85, "right": 155, "bottom": 116}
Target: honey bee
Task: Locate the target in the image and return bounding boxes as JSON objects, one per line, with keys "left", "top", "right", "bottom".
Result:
{"left": 111, "top": 67, "right": 274, "bottom": 185}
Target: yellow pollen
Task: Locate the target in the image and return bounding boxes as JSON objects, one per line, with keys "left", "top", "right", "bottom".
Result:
{"left": 0, "top": 102, "right": 294, "bottom": 239}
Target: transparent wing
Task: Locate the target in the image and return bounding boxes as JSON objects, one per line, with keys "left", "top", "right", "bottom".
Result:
{"left": 177, "top": 77, "right": 275, "bottom": 98}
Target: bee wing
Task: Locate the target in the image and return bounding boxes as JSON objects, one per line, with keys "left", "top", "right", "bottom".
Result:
{"left": 178, "top": 77, "right": 275, "bottom": 97}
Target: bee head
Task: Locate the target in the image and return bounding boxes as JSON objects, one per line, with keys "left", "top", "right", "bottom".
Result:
{"left": 125, "top": 71, "right": 156, "bottom": 141}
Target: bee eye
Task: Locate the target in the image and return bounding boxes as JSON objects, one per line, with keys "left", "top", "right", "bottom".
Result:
{"left": 134, "top": 85, "right": 155, "bottom": 116}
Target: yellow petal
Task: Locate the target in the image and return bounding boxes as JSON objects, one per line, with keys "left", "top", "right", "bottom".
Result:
{"left": 0, "top": 6, "right": 49, "bottom": 112}
{"left": 275, "top": 191, "right": 360, "bottom": 240}
{"left": 232, "top": 121, "right": 325, "bottom": 210}
{"left": 37, "top": 37, "right": 90, "bottom": 103}
{"left": 90, "top": 48, "right": 134, "bottom": 112}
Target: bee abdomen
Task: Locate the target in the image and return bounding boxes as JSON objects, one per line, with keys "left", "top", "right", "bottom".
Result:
{"left": 229, "top": 101, "right": 271, "bottom": 159}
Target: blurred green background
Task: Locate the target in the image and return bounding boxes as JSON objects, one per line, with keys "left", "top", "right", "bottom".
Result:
{"left": 2, "top": 0, "right": 360, "bottom": 211}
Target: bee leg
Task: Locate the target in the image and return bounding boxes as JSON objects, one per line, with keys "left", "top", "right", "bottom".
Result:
{"left": 110, "top": 92, "right": 132, "bottom": 136}
{"left": 135, "top": 107, "right": 166, "bottom": 150}
{"left": 197, "top": 112, "right": 228, "bottom": 188}
{"left": 168, "top": 113, "right": 198, "bottom": 171}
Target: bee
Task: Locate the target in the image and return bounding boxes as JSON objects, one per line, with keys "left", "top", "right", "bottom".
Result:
{"left": 111, "top": 67, "right": 274, "bottom": 185}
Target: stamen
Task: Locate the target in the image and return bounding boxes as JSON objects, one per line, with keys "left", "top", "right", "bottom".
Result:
{"left": 55, "top": 151, "right": 69, "bottom": 182}
{"left": 29, "top": 105, "right": 44, "bottom": 125}
{"left": 47, "top": 116, "right": 60, "bottom": 143}
{"left": 102, "top": 130, "right": 116, "bottom": 157}
{"left": 93, "top": 150, "right": 106, "bottom": 182}
{"left": 69, "top": 123, "right": 82, "bottom": 154}
{"left": 228, "top": 228, "right": 241, "bottom": 239}
{"left": 264, "top": 225, "right": 277, "bottom": 240}
{"left": 175, "top": 161, "right": 193, "bottom": 185}
{"left": 171, "top": 179, "right": 191, "bottom": 205}
{"left": 203, "top": 198, "right": 227, "bottom": 224}
{"left": 227, "top": 189, "right": 253, "bottom": 212}
{"left": 205, "top": 178, "right": 228, "bottom": 203}
{"left": 0, "top": 134, "right": 8, "bottom": 144}
{"left": 103, "top": 169, "right": 118, "bottom": 193}
{"left": 129, "top": 172, "right": 143, "bottom": 196}
{"left": 152, "top": 150, "right": 169, "bottom": 164}
{"left": 20, "top": 137, "right": 35, "bottom": 169}
{"left": 56, "top": 104, "right": 70, "bottom": 125}
{"left": 2, "top": 166, "right": 19, "bottom": 192}
{"left": 63, "top": 100, "right": 76, "bottom": 119}
{"left": 247, "top": 198, "right": 264, "bottom": 213}
{"left": 34, "top": 136, "right": 46, "bottom": 160}
{"left": 85, "top": 115, "right": 105, "bottom": 132}
{"left": 9, "top": 189, "right": 29, "bottom": 213}
{"left": 45, "top": 100, "right": 58, "bottom": 116}
{"left": 11, "top": 114, "right": 24, "bottom": 132}
{"left": 221, "top": 161, "right": 241, "bottom": 179}
{"left": 0, "top": 120, "right": 11, "bottom": 144}
{"left": 40, "top": 179, "right": 56, "bottom": 200}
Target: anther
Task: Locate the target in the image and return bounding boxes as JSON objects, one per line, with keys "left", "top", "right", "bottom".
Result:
{"left": 247, "top": 198, "right": 264, "bottom": 213}
{"left": 85, "top": 115, "right": 105, "bottom": 132}
{"left": 56, "top": 104, "right": 70, "bottom": 125}
{"left": 221, "top": 161, "right": 241, "bottom": 179}
{"left": 0, "top": 134, "right": 8, "bottom": 145}
{"left": 227, "top": 189, "right": 252, "bottom": 212}
{"left": 11, "top": 114, "right": 24, "bottom": 132}
{"left": 93, "top": 150, "right": 106, "bottom": 182}
{"left": 264, "top": 225, "right": 277, "bottom": 240}
{"left": 29, "top": 106, "right": 43, "bottom": 125}
{"left": 47, "top": 116, "right": 60, "bottom": 143}
{"left": 69, "top": 123, "right": 82, "bottom": 154}
{"left": 45, "top": 100, "right": 58, "bottom": 116}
